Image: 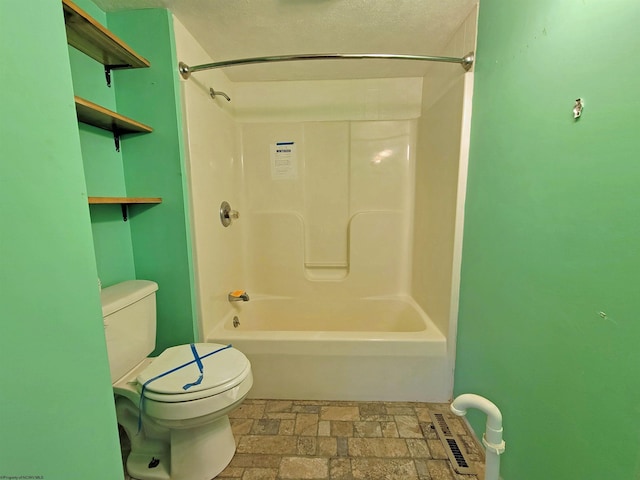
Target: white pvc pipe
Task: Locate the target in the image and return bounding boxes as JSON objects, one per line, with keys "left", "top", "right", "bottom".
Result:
{"left": 451, "top": 393, "right": 505, "bottom": 480}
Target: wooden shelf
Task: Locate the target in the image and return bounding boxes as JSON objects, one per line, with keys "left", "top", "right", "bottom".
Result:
{"left": 75, "top": 96, "right": 152, "bottom": 135}
{"left": 75, "top": 96, "right": 152, "bottom": 150}
{"left": 88, "top": 197, "right": 162, "bottom": 221}
{"left": 88, "top": 197, "right": 162, "bottom": 205}
{"left": 64, "top": 0, "right": 158, "bottom": 222}
{"left": 62, "top": 0, "right": 150, "bottom": 70}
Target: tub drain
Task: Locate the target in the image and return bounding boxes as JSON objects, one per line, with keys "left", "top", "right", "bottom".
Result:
{"left": 430, "top": 412, "right": 476, "bottom": 475}
{"left": 233, "top": 316, "right": 240, "bottom": 328}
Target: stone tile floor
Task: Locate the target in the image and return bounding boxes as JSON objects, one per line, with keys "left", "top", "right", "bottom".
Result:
{"left": 121, "top": 399, "right": 485, "bottom": 480}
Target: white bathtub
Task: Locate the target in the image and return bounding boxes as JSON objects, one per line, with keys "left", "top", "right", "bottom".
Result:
{"left": 205, "top": 296, "right": 450, "bottom": 402}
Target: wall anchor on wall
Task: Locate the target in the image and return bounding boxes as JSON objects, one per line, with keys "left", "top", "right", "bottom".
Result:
{"left": 573, "top": 98, "right": 584, "bottom": 119}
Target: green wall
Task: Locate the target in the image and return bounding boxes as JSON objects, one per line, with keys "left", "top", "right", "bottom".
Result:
{"left": 0, "top": 1, "right": 123, "bottom": 478}
{"left": 68, "top": 1, "right": 198, "bottom": 351}
{"left": 455, "top": 1, "right": 640, "bottom": 478}
{"left": 0, "top": 1, "right": 197, "bottom": 476}
{"left": 108, "top": 9, "right": 198, "bottom": 351}
{"left": 68, "top": 2, "right": 137, "bottom": 286}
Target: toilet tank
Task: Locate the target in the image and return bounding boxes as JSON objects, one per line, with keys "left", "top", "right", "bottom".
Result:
{"left": 102, "top": 280, "right": 158, "bottom": 383}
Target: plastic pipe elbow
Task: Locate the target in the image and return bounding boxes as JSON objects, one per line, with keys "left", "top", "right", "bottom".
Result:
{"left": 451, "top": 393, "right": 505, "bottom": 453}
{"left": 451, "top": 393, "right": 502, "bottom": 428}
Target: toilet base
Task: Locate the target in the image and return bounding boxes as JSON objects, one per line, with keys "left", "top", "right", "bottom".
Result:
{"left": 117, "top": 398, "right": 237, "bottom": 480}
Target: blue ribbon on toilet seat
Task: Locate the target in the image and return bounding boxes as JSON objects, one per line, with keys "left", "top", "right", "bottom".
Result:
{"left": 182, "top": 343, "right": 205, "bottom": 390}
{"left": 136, "top": 343, "right": 232, "bottom": 433}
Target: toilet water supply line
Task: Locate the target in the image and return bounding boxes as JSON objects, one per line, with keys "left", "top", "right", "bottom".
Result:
{"left": 450, "top": 394, "right": 506, "bottom": 480}
{"left": 137, "top": 343, "right": 232, "bottom": 433}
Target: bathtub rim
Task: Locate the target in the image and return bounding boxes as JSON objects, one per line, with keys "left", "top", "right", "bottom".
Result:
{"left": 205, "top": 294, "right": 447, "bottom": 357}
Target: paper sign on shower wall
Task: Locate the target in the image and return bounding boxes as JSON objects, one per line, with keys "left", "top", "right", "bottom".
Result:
{"left": 270, "top": 142, "right": 297, "bottom": 180}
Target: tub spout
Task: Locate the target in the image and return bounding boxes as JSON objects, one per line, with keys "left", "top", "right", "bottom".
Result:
{"left": 228, "top": 290, "right": 250, "bottom": 302}
{"left": 451, "top": 394, "right": 505, "bottom": 480}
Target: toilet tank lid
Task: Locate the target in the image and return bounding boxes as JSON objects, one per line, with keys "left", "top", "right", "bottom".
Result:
{"left": 101, "top": 280, "right": 158, "bottom": 317}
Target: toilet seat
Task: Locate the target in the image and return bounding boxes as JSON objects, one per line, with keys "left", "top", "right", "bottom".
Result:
{"left": 138, "top": 343, "right": 251, "bottom": 403}
{"left": 114, "top": 343, "right": 253, "bottom": 424}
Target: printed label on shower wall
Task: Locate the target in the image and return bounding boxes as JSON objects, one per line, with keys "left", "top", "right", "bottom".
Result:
{"left": 270, "top": 142, "right": 297, "bottom": 179}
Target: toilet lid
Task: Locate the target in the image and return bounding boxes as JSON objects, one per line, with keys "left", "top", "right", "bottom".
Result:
{"left": 137, "top": 343, "right": 250, "bottom": 397}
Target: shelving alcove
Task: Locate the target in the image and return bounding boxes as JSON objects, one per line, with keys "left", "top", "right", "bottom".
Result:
{"left": 62, "top": 0, "right": 161, "bottom": 220}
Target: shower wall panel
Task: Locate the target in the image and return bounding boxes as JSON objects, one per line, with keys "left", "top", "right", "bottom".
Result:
{"left": 241, "top": 120, "right": 416, "bottom": 296}
{"left": 173, "top": 17, "right": 244, "bottom": 337}
{"left": 304, "top": 123, "right": 350, "bottom": 271}
{"left": 413, "top": 4, "right": 478, "bottom": 339}
{"left": 234, "top": 78, "right": 423, "bottom": 123}
{"left": 414, "top": 76, "right": 468, "bottom": 339}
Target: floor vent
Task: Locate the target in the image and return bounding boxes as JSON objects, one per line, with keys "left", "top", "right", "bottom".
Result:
{"left": 430, "top": 412, "right": 476, "bottom": 475}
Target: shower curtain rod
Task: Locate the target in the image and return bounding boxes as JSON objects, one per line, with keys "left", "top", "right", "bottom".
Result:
{"left": 178, "top": 51, "right": 474, "bottom": 79}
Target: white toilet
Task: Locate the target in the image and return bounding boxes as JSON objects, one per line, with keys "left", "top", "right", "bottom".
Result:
{"left": 102, "top": 280, "right": 252, "bottom": 480}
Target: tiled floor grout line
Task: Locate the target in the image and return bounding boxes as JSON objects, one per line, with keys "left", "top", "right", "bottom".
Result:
{"left": 121, "top": 399, "right": 485, "bottom": 480}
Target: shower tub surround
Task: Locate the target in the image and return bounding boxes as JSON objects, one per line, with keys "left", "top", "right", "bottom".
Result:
{"left": 203, "top": 120, "right": 453, "bottom": 401}
{"left": 206, "top": 296, "right": 447, "bottom": 401}
{"left": 175, "top": 6, "right": 477, "bottom": 405}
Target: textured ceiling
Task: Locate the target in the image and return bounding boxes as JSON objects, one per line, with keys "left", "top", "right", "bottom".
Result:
{"left": 94, "top": 0, "right": 478, "bottom": 81}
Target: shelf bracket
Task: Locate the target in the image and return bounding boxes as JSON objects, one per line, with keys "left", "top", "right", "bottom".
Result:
{"left": 103, "top": 64, "right": 132, "bottom": 87}
{"left": 104, "top": 66, "right": 112, "bottom": 87}
{"left": 121, "top": 204, "right": 129, "bottom": 221}
{"left": 113, "top": 129, "right": 121, "bottom": 152}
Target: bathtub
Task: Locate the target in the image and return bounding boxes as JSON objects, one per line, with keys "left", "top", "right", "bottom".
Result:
{"left": 205, "top": 296, "right": 451, "bottom": 402}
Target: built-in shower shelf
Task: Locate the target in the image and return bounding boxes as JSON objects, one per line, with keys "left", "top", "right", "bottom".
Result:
{"left": 62, "top": 0, "right": 150, "bottom": 76}
{"left": 88, "top": 197, "right": 162, "bottom": 222}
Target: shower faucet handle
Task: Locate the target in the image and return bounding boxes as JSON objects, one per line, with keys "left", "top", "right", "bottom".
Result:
{"left": 220, "top": 201, "right": 239, "bottom": 227}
